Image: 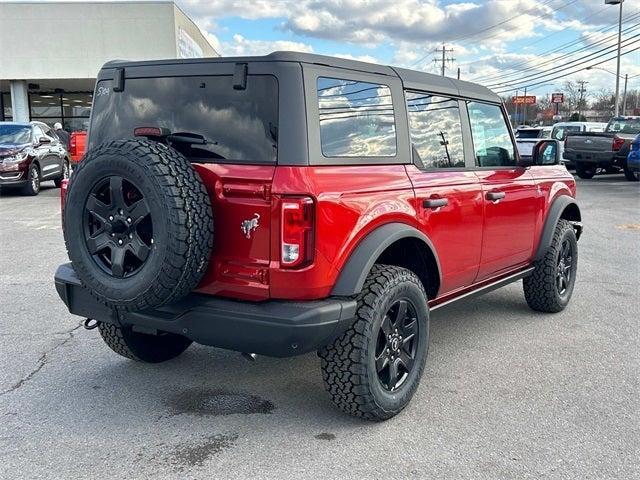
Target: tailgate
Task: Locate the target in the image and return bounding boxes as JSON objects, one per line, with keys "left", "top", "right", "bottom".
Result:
{"left": 194, "top": 164, "right": 275, "bottom": 301}
{"left": 567, "top": 133, "right": 612, "bottom": 152}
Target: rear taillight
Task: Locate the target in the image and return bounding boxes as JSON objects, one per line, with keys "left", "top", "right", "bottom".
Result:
{"left": 613, "top": 136, "right": 625, "bottom": 151}
{"left": 69, "top": 135, "right": 76, "bottom": 155}
{"left": 280, "top": 196, "right": 314, "bottom": 268}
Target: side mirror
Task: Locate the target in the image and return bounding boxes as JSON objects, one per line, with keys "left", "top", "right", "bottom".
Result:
{"left": 37, "top": 137, "right": 51, "bottom": 145}
{"left": 532, "top": 139, "right": 560, "bottom": 166}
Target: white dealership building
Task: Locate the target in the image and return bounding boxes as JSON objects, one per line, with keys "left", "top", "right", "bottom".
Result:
{"left": 0, "top": 1, "right": 219, "bottom": 130}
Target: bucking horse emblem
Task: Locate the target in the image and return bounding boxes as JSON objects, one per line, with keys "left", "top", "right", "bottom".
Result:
{"left": 241, "top": 213, "right": 260, "bottom": 239}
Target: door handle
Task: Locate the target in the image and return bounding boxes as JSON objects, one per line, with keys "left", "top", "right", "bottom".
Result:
{"left": 486, "top": 191, "right": 506, "bottom": 201}
{"left": 423, "top": 198, "right": 448, "bottom": 209}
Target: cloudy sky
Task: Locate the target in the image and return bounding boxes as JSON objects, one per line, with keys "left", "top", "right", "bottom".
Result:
{"left": 24, "top": 0, "right": 640, "bottom": 99}
{"left": 183, "top": 0, "right": 640, "bottom": 99}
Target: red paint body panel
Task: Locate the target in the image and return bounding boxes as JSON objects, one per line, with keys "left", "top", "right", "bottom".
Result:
{"left": 189, "top": 160, "right": 576, "bottom": 303}
{"left": 474, "top": 167, "right": 539, "bottom": 280}
{"left": 405, "top": 165, "right": 483, "bottom": 292}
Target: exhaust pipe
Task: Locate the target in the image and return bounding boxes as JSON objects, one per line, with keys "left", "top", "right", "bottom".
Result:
{"left": 241, "top": 352, "right": 257, "bottom": 362}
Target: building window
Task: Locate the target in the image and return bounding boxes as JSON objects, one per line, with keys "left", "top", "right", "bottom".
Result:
{"left": 317, "top": 77, "right": 397, "bottom": 158}
{"left": 1, "top": 92, "right": 11, "bottom": 121}
{"left": 28, "top": 91, "right": 92, "bottom": 132}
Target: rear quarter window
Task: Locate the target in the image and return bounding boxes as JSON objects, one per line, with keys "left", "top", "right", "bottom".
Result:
{"left": 317, "top": 77, "right": 396, "bottom": 157}
{"left": 89, "top": 75, "right": 278, "bottom": 164}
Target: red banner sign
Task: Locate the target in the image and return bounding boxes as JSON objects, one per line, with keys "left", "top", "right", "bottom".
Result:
{"left": 551, "top": 93, "right": 564, "bottom": 103}
{"left": 513, "top": 95, "right": 537, "bottom": 105}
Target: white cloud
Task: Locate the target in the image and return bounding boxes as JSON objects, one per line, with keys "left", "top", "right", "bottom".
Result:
{"left": 220, "top": 34, "right": 314, "bottom": 57}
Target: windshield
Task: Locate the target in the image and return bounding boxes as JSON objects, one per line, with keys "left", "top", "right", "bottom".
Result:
{"left": 516, "top": 129, "right": 541, "bottom": 139}
{"left": 551, "top": 125, "right": 581, "bottom": 141}
{"left": 606, "top": 118, "right": 640, "bottom": 134}
{"left": 0, "top": 125, "right": 31, "bottom": 145}
{"left": 90, "top": 75, "right": 278, "bottom": 163}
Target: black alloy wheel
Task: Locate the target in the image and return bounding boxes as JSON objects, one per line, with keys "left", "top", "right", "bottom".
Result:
{"left": 375, "top": 299, "right": 419, "bottom": 392}
{"left": 83, "top": 175, "right": 153, "bottom": 278}
{"left": 556, "top": 238, "right": 573, "bottom": 297}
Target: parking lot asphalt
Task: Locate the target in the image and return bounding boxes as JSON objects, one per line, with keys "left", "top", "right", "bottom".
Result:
{"left": 0, "top": 174, "right": 638, "bottom": 480}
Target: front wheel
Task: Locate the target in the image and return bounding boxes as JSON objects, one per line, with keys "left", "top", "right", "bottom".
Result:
{"left": 623, "top": 165, "right": 639, "bottom": 182}
{"left": 98, "top": 323, "right": 192, "bottom": 363}
{"left": 22, "top": 164, "right": 40, "bottom": 196}
{"left": 523, "top": 219, "right": 578, "bottom": 313}
{"left": 575, "top": 162, "right": 595, "bottom": 179}
{"left": 319, "top": 265, "right": 429, "bottom": 420}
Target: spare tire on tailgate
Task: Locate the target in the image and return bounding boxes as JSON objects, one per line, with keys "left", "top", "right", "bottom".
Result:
{"left": 64, "top": 139, "right": 213, "bottom": 311}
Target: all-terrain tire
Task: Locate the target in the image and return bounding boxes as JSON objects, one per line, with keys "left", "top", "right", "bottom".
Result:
{"left": 523, "top": 219, "right": 578, "bottom": 313}
{"left": 318, "top": 265, "right": 429, "bottom": 421}
{"left": 64, "top": 140, "right": 213, "bottom": 311}
{"left": 98, "top": 323, "right": 192, "bottom": 363}
{"left": 623, "top": 165, "right": 639, "bottom": 182}
{"left": 575, "top": 162, "right": 595, "bottom": 179}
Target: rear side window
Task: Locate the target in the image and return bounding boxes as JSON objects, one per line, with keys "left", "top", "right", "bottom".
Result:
{"left": 466, "top": 102, "right": 516, "bottom": 167}
{"left": 90, "top": 75, "right": 278, "bottom": 163}
{"left": 406, "top": 92, "right": 464, "bottom": 168}
{"left": 317, "top": 77, "right": 396, "bottom": 157}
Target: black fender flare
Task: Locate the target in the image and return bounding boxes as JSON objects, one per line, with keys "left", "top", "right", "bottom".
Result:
{"left": 534, "top": 195, "right": 582, "bottom": 261}
{"left": 331, "top": 222, "right": 441, "bottom": 297}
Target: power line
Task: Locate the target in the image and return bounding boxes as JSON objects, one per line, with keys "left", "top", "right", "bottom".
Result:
{"left": 493, "top": 45, "right": 640, "bottom": 95}
{"left": 464, "top": 11, "right": 640, "bottom": 87}
{"left": 478, "top": 20, "right": 640, "bottom": 85}
{"left": 486, "top": 31, "right": 640, "bottom": 89}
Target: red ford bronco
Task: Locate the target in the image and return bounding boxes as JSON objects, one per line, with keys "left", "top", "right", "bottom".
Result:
{"left": 55, "top": 53, "right": 582, "bottom": 420}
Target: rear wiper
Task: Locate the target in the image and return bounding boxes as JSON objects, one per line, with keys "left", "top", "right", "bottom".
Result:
{"left": 133, "top": 127, "right": 217, "bottom": 145}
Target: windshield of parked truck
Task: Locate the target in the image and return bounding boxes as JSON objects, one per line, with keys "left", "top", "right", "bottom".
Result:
{"left": 606, "top": 118, "right": 640, "bottom": 135}
{"left": 551, "top": 125, "right": 581, "bottom": 141}
{"left": 515, "top": 129, "right": 542, "bottom": 139}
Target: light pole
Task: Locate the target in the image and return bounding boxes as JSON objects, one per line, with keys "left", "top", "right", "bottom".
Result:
{"left": 605, "top": 0, "right": 624, "bottom": 116}
{"left": 586, "top": 66, "right": 628, "bottom": 115}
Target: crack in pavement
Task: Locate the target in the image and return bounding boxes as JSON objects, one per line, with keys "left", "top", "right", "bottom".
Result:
{"left": 0, "top": 322, "right": 83, "bottom": 397}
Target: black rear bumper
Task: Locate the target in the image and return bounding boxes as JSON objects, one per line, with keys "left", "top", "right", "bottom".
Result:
{"left": 54, "top": 263, "right": 357, "bottom": 357}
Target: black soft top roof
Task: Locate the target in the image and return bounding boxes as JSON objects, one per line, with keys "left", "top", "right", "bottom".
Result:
{"left": 103, "top": 51, "right": 500, "bottom": 104}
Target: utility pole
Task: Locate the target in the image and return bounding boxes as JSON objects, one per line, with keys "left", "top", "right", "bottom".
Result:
{"left": 577, "top": 80, "right": 588, "bottom": 119}
{"left": 622, "top": 73, "right": 628, "bottom": 115}
{"left": 514, "top": 89, "right": 519, "bottom": 126}
{"left": 433, "top": 44, "right": 454, "bottom": 77}
{"left": 523, "top": 86, "right": 528, "bottom": 125}
{"left": 606, "top": 0, "right": 624, "bottom": 116}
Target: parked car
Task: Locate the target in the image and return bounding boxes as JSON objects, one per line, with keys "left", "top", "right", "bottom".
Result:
{"left": 0, "top": 121, "right": 70, "bottom": 195}
{"left": 626, "top": 133, "right": 640, "bottom": 181}
{"left": 515, "top": 126, "right": 552, "bottom": 158}
{"left": 563, "top": 116, "right": 640, "bottom": 181}
{"left": 550, "top": 121, "right": 607, "bottom": 169}
{"left": 55, "top": 52, "right": 582, "bottom": 420}
{"left": 69, "top": 130, "right": 87, "bottom": 164}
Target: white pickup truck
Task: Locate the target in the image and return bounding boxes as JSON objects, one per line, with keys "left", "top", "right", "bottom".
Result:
{"left": 515, "top": 126, "right": 552, "bottom": 158}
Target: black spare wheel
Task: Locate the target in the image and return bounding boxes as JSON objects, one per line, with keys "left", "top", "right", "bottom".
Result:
{"left": 64, "top": 140, "right": 213, "bottom": 311}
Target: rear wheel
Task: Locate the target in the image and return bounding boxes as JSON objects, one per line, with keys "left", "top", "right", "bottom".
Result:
{"left": 523, "top": 219, "right": 577, "bottom": 313}
{"left": 98, "top": 323, "right": 191, "bottom": 363}
{"left": 22, "top": 164, "right": 41, "bottom": 196}
{"left": 575, "top": 162, "right": 595, "bottom": 179}
{"left": 623, "top": 165, "right": 639, "bottom": 182}
{"left": 319, "top": 265, "right": 429, "bottom": 420}
{"left": 54, "top": 160, "right": 70, "bottom": 188}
